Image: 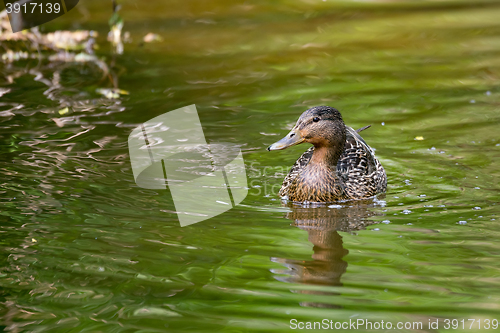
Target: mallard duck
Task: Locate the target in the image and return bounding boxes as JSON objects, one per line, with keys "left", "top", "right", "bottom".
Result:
{"left": 267, "top": 106, "right": 387, "bottom": 202}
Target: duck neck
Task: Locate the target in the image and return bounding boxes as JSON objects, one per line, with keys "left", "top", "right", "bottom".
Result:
{"left": 309, "top": 144, "right": 344, "bottom": 168}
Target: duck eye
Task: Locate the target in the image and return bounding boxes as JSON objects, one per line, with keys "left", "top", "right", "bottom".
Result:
{"left": 313, "top": 117, "right": 320, "bottom": 122}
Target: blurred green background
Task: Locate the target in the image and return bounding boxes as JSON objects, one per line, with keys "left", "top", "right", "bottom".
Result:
{"left": 1, "top": 0, "right": 500, "bottom": 332}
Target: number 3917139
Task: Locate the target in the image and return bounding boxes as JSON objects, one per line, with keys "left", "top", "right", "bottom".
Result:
{"left": 443, "top": 319, "right": 499, "bottom": 330}
{"left": 6, "top": 2, "right": 61, "bottom": 14}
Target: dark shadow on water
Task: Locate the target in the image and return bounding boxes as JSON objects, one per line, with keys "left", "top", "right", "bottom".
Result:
{"left": 272, "top": 199, "right": 383, "bottom": 308}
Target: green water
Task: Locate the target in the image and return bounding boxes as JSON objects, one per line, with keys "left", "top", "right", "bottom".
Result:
{"left": 1, "top": 1, "right": 500, "bottom": 332}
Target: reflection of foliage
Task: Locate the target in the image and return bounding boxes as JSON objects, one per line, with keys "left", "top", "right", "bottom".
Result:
{"left": 0, "top": 11, "right": 98, "bottom": 53}
{"left": 0, "top": 8, "right": 128, "bottom": 106}
{"left": 108, "top": 1, "right": 124, "bottom": 54}
{"left": 0, "top": 9, "right": 107, "bottom": 74}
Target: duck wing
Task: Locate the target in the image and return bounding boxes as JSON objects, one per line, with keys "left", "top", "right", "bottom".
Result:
{"left": 337, "top": 126, "right": 386, "bottom": 198}
{"left": 278, "top": 146, "right": 314, "bottom": 198}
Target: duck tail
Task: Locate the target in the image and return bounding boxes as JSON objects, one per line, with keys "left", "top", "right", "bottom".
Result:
{"left": 356, "top": 125, "right": 371, "bottom": 133}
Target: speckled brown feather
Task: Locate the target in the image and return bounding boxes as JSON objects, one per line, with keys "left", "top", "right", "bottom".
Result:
{"left": 279, "top": 123, "right": 386, "bottom": 203}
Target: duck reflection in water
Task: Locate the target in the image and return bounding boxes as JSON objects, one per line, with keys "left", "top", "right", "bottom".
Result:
{"left": 271, "top": 201, "right": 382, "bottom": 308}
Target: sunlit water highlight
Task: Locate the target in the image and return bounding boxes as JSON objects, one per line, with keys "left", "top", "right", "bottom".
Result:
{"left": 1, "top": 1, "right": 500, "bottom": 332}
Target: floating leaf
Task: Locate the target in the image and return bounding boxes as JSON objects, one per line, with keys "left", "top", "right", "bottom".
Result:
{"left": 96, "top": 88, "right": 129, "bottom": 99}
{"left": 143, "top": 33, "right": 163, "bottom": 43}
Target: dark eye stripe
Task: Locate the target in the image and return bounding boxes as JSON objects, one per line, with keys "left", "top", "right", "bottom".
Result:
{"left": 297, "top": 117, "right": 321, "bottom": 130}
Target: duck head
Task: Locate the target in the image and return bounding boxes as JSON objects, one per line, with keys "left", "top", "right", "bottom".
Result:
{"left": 267, "top": 106, "right": 346, "bottom": 151}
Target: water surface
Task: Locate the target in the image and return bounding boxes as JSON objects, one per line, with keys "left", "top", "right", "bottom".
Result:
{"left": 1, "top": 1, "right": 500, "bottom": 332}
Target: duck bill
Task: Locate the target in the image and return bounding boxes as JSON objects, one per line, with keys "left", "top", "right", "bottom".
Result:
{"left": 267, "top": 129, "right": 304, "bottom": 151}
